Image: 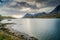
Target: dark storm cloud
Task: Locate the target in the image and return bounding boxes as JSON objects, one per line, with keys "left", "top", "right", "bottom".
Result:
{"left": 34, "top": 0, "right": 60, "bottom": 6}
{"left": 6, "top": 0, "right": 60, "bottom": 9}
{"left": 9, "top": 2, "right": 38, "bottom": 9}
{"left": 0, "top": 0, "right": 60, "bottom": 8}
{"left": 0, "top": 0, "right": 13, "bottom": 7}
{"left": 0, "top": 0, "right": 58, "bottom": 15}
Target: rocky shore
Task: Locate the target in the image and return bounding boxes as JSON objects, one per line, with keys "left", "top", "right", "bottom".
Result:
{"left": 0, "top": 25, "right": 38, "bottom": 40}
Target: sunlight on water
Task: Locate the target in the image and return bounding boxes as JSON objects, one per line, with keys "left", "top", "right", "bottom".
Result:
{"left": 21, "top": 19, "right": 33, "bottom": 36}
{"left": 1, "top": 19, "right": 60, "bottom": 40}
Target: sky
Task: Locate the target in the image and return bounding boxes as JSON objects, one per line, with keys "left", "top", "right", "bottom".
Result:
{"left": 0, "top": 0, "right": 60, "bottom": 17}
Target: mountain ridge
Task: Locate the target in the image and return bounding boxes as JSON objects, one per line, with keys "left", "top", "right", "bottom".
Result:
{"left": 23, "top": 5, "right": 60, "bottom": 18}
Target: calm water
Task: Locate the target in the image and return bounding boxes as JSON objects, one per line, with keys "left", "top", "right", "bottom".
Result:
{"left": 2, "top": 19, "right": 60, "bottom": 40}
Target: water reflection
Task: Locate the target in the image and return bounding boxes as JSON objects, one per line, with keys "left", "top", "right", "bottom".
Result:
{"left": 1, "top": 19, "right": 60, "bottom": 40}
{"left": 55, "top": 19, "right": 60, "bottom": 40}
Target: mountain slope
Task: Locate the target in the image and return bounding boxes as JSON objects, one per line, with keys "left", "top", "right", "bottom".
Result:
{"left": 49, "top": 5, "right": 60, "bottom": 18}
{"left": 50, "top": 5, "right": 60, "bottom": 14}
{"left": 23, "top": 13, "right": 33, "bottom": 18}
{"left": 23, "top": 5, "right": 60, "bottom": 18}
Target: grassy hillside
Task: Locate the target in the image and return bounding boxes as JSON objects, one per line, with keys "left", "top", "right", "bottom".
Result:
{"left": 0, "top": 15, "right": 23, "bottom": 40}
{"left": 0, "top": 30, "right": 23, "bottom": 40}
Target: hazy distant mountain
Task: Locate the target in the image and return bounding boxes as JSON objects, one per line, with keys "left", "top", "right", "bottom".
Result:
{"left": 23, "top": 13, "right": 33, "bottom": 18}
{"left": 23, "top": 12, "right": 47, "bottom": 18}
{"left": 33, "top": 12, "right": 47, "bottom": 18}
{"left": 23, "top": 5, "right": 60, "bottom": 18}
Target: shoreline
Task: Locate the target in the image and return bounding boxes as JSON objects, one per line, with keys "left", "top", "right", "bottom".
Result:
{"left": 0, "top": 26, "right": 38, "bottom": 40}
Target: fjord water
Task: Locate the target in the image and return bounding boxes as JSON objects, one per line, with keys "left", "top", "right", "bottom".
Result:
{"left": 2, "top": 19, "right": 60, "bottom": 40}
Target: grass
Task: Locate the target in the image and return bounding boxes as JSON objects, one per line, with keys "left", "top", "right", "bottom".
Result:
{"left": 0, "top": 30, "right": 23, "bottom": 40}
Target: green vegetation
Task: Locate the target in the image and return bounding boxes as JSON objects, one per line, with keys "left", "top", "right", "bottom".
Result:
{"left": 24, "top": 5, "right": 60, "bottom": 18}
{"left": 0, "top": 15, "right": 15, "bottom": 20}
{"left": 0, "top": 15, "right": 23, "bottom": 40}
{"left": 0, "top": 30, "right": 23, "bottom": 40}
{"left": 24, "top": 13, "right": 60, "bottom": 18}
{"left": 33, "top": 13, "right": 60, "bottom": 18}
{"left": 0, "top": 15, "right": 38, "bottom": 40}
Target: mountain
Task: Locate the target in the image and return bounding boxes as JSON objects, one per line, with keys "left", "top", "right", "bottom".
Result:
{"left": 49, "top": 5, "right": 60, "bottom": 18}
{"left": 33, "top": 12, "right": 47, "bottom": 18}
{"left": 23, "top": 13, "right": 33, "bottom": 18}
{"left": 23, "top": 5, "right": 60, "bottom": 18}
{"left": 50, "top": 5, "right": 60, "bottom": 14}
{"left": 23, "top": 12, "right": 47, "bottom": 18}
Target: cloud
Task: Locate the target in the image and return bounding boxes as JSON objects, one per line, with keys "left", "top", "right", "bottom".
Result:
{"left": 6, "top": 0, "right": 60, "bottom": 9}
{"left": 34, "top": 0, "right": 60, "bottom": 6}
{"left": 8, "top": 1, "right": 39, "bottom": 9}
{"left": 0, "top": 0, "right": 13, "bottom": 7}
{"left": 0, "top": 0, "right": 58, "bottom": 15}
{"left": 0, "top": 0, "right": 60, "bottom": 8}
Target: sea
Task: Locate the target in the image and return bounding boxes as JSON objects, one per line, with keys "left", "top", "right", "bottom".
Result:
{"left": 1, "top": 19, "right": 60, "bottom": 40}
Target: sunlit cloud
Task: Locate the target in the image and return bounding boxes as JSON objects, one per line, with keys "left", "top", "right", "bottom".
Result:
{"left": 0, "top": 0, "right": 58, "bottom": 16}
{"left": 11, "top": 15, "right": 23, "bottom": 18}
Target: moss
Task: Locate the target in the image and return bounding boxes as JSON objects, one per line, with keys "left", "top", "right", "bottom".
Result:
{"left": 0, "top": 30, "right": 23, "bottom": 40}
